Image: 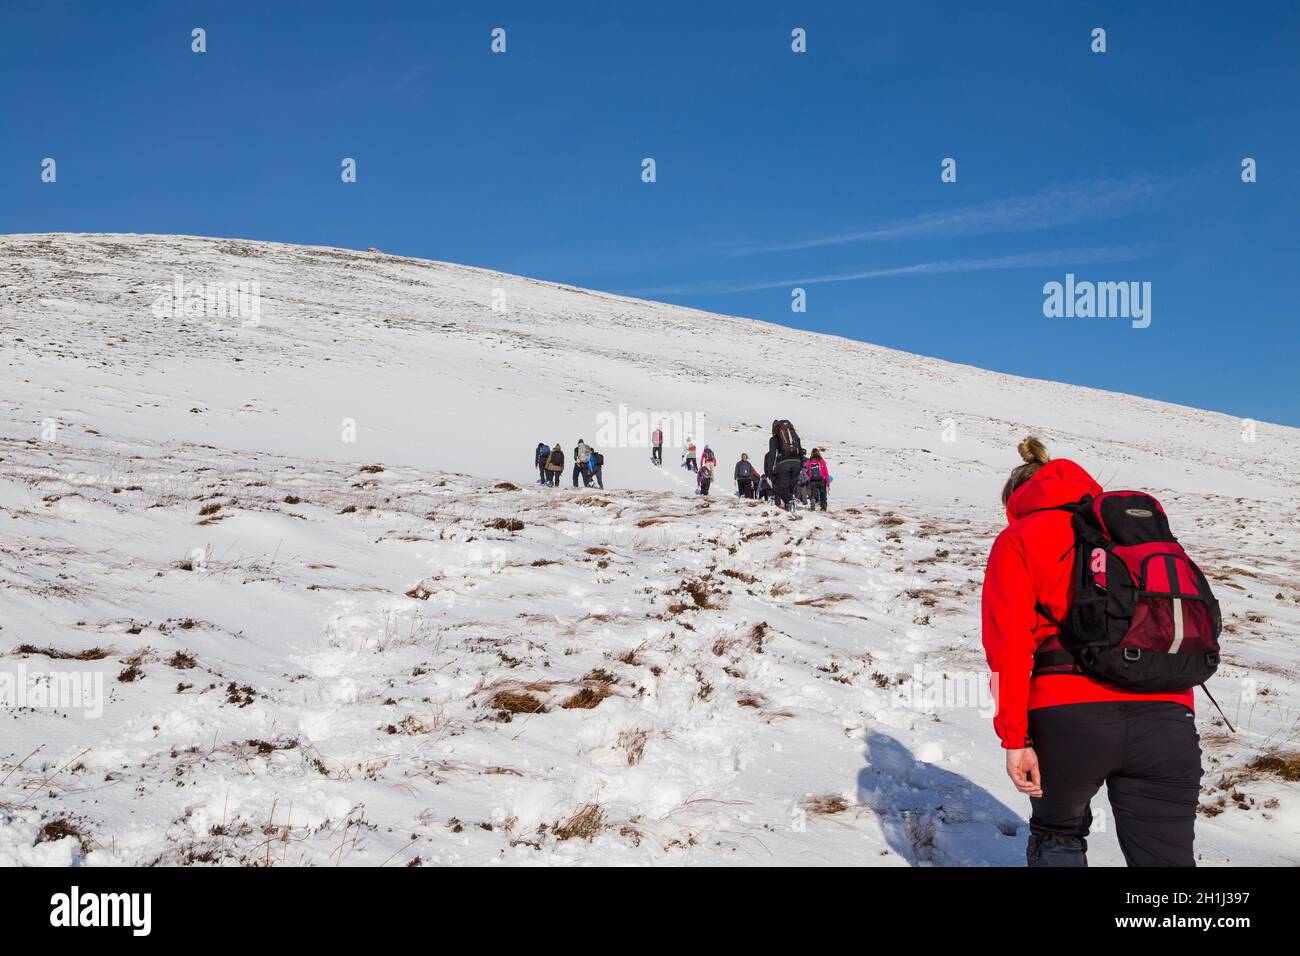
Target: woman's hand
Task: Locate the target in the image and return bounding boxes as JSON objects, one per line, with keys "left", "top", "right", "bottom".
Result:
{"left": 1006, "top": 747, "right": 1043, "bottom": 797}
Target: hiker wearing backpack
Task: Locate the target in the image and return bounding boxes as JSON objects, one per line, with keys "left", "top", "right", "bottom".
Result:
{"left": 573, "top": 439, "right": 593, "bottom": 488}
{"left": 696, "top": 462, "right": 713, "bottom": 496}
{"left": 982, "top": 436, "right": 1219, "bottom": 868}
{"left": 766, "top": 419, "right": 805, "bottom": 512}
{"left": 683, "top": 439, "right": 698, "bottom": 473}
{"left": 734, "top": 453, "right": 757, "bottom": 498}
{"left": 544, "top": 444, "right": 565, "bottom": 486}
{"left": 651, "top": 426, "right": 664, "bottom": 466}
{"left": 588, "top": 449, "right": 605, "bottom": 489}
{"left": 805, "top": 449, "right": 830, "bottom": 511}
{"left": 757, "top": 473, "right": 772, "bottom": 500}
{"left": 535, "top": 442, "right": 550, "bottom": 485}
{"left": 700, "top": 445, "right": 717, "bottom": 471}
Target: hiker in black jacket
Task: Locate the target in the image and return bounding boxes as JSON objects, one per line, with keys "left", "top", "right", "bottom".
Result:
{"left": 767, "top": 420, "right": 805, "bottom": 512}
{"left": 734, "top": 453, "right": 757, "bottom": 498}
{"left": 535, "top": 442, "right": 550, "bottom": 485}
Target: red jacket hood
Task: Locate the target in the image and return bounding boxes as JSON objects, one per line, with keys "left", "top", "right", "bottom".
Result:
{"left": 1005, "top": 459, "right": 1102, "bottom": 523}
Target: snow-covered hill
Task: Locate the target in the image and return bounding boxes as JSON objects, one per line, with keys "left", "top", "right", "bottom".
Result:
{"left": 1, "top": 233, "right": 1296, "bottom": 866}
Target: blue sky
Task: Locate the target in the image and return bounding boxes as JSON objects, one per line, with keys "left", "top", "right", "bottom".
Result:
{"left": 4, "top": 1, "right": 1298, "bottom": 424}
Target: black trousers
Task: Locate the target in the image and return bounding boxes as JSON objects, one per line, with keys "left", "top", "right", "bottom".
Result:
{"left": 809, "top": 480, "right": 827, "bottom": 510}
{"left": 652, "top": 444, "right": 662, "bottom": 464}
{"left": 590, "top": 467, "right": 603, "bottom": 489}
{"left": 773, "top": 473, "right": 797, "bottom": 508}
{"left": 1027, "top": 701, "right": 1201, "bottom": 867}
{"left": 737, "top": 478, "right": 755, "bottom": 498}
{"left": 573, "top": 463, "right": 590, "bottom": 487}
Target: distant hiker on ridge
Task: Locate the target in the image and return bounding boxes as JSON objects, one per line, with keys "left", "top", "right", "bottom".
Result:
{"left": 734, "top": 453, "right": 757, "bottom": 499}
{"left": 573, "top": 438, "right": 593, "bottom": 488}
{"left": 651, "top": 425, "right": 664, "bottom": 466}
{"left": 587, "top": 447, "right": 605, "bottom": 489}
{"left": 696, "top": 461, "right": 713, "bottom": 496}
{"left": 544, "top": 443, "right": 565, "bottom": 486}
{"left": 534, "top": 441, "right": 551, "bottom": 485}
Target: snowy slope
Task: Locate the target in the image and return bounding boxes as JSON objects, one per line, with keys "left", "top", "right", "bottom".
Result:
{"left": 1, "top": 232, "right": 1297, "bottom": 866}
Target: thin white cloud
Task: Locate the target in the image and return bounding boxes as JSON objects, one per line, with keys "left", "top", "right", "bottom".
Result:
{"left": 732, "top": 177, "right": 1169, "bottom": 256}
{"left": 621, "top": 244, "right": 1154, "bottom": 296}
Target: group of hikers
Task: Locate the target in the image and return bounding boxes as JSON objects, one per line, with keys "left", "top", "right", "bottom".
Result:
{"left": 534, "top": 439, "right": 605, "bottom": 489}
{"left": 532, "top": 420, "right": 830, "bottom": 512}
{"left": 667, "top": 421, "right": 831, "bottom": 512}
{"left": 524, "top": 418, "right": 1226, "bottom": 868}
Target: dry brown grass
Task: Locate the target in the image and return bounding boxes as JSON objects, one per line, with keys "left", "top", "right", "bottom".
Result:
{"left": 561, "top": 686, "right": 610, "bottom": 710}
{"left": 794, "top": 592, "right": 853, "bottom": 607}
{"left": 1246, "top": 752, "right": 1300, "bottom": 782}
{"left": 487, "top": 690, "right": 548, "bottom": 715}
{"left": 15, "top": 644, "right": 113, "bottom": 660}
{"left": 802, "top": 793, "right": 852, "bottom": 815}
{"left": 552, "top": 804, "right": 606, "bottom": 841}
{"left": 617, "top": 729, "right": 649, "bottom": 766}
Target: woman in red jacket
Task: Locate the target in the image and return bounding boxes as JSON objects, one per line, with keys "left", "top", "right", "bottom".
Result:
{"left": 981, "top": 437, "right": 1201, "bottom": 867}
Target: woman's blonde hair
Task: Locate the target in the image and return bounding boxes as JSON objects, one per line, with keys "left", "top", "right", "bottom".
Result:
{"left": 1000, "top": 436, "right": 1050, "bottom": 505}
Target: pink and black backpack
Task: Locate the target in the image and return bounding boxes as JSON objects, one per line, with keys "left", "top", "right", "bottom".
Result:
{"left": 1033, "top": 491, "right": 1222, "bottom": 693}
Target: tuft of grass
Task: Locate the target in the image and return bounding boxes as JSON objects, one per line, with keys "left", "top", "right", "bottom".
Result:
{"left": 198, "top": 502, "right": 222, "bottom": 516}
{"left": 1247, "top": 752, "right": 1300, "bottom": 782}
{"left": 494, "top": 482, "right": 519, "bottom": 491}
{"left": 561, "top": 686, "right": 610, "bottom": 710}
{"left": 282, "top": 494, "right": 302, "bottom": 504}
{"left": 117, "top": 665, "right": 142, "bottom": 683}
{"left": 552, "top": 804, "right": 606, "bottom": 842}
{"left": 617, "top": 729, "right": 649, "bottom": 766}
{"left": 226, "top": 681, "right": 255, "bottom": 707}
{"left": 486, "top": 518, "right": 525, "bottom": 532}
{"left": 358, "top": 464, "right": 385, "bottom": 474}
{"left": 794, "top": 593, "right": 853, "bottom": 607}
{"left": 36, "top": 817, "right": 93, "bottom": 854}
{"left": 487, "top": 690, "right": 547, "bottom": 715}
{"left": 16, "top": 644, "right": 112, "bottom": 661}
{"left": 167, "top": 651, "right": 197, "bottom": 669}
{"left": 802, "top": 793, "right": 852, "bottom": 815}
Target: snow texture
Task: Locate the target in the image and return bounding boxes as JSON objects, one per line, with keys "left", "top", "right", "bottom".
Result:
{"left": 1, "top": 233, "right": 1296, "bottom": 866}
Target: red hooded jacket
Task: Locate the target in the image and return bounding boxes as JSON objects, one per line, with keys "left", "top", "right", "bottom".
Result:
{"left": 980, "top": 459, "right": 1193, "bottom": 750}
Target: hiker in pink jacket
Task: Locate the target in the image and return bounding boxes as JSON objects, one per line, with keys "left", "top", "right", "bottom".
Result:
{"left": 804, "top": 449, "right": 830, "bottom": 511}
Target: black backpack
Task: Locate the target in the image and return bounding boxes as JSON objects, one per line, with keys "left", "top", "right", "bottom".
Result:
{"left": 1034, "top": 492, "right": 1222, "bottom": 694}
{"left": 736, "top": 460, "right": 755, "bottom": 479}
{"left": 773, "top": 420, "right": 802, "bottom": 460}
{"left": 593, "top": 452, "right": 604, "bottom": 468}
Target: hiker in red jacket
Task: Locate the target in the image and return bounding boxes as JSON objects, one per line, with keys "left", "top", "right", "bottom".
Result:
{"left": 981, "top": 437, "right": 1201, "bottom": 867}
